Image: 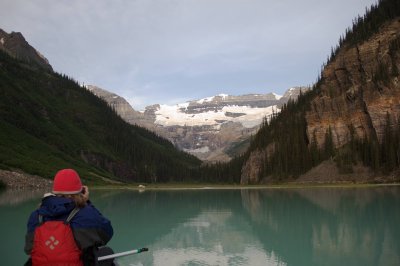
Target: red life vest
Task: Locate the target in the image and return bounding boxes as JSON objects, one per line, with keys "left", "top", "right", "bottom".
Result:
{"left": 31, "top": 208, "right": 83, "bottom": 266}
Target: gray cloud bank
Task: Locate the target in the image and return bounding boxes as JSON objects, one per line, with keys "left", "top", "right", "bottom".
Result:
{"left": 0, "top": 0, "right": 377, "bottom": 109}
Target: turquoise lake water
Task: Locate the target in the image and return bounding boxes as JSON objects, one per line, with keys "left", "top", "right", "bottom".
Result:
{"left": 0, "top": 186, "right": 399, "bottom": 266}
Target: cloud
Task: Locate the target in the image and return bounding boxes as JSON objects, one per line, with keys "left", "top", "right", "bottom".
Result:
{"left": 0, "top": 0, "right": 378, "bottom": 109}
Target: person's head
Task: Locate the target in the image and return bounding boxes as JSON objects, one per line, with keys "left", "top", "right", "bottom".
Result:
{"left": 52, "top": 169, "right": 86, "bottom": 207}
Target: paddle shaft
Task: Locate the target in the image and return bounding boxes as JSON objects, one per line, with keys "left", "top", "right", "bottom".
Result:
{"left": 98, "top": 247, "right": 148, "bottom": 261}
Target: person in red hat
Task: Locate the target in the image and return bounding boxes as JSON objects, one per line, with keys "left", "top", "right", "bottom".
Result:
{"left": 24, "top": 169, "right": 114, "bottom": 266}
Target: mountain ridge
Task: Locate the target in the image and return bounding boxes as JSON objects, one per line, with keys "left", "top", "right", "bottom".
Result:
{"left": 87, "top": 85, "right": 308, "bottom": 161}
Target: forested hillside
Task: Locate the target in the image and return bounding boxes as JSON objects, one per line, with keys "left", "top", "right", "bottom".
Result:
{"left": 0, "top": 50, "right": 200, "bottom": 183}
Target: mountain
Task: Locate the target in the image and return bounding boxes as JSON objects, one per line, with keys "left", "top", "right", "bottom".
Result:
{"left": 86, "top": 85, "right": 162, "bottom": 134}
{"left": 0, "top": 28, "right": 52, "bottom": 71}
{"left": 239, "top": 0, "right": 400, "bottom": 184}
{"left": 86, "top": 85, "right": 144, "bottom": 125}
{"left": 0, "top": 33, "right": 200, "bottom": 183}
{"left": 147, "top": 89, "right": 308, "bottom": 161}
{"left": 87, "top": 85, "right": 308, "bottom": 161}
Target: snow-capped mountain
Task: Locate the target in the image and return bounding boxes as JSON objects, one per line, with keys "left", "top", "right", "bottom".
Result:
{"left": 87, "top": 86, "right": 309, "bottom": 161}
{"left": 153, "top": 94, "right": 281, "bottom": 128}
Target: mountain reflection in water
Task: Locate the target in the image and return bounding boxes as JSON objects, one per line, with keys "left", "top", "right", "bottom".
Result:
{"left": 0, "top": 187, "right": 398, "bottom": 266}
{"left": 240, "top": 187, "right": 400, "bottom": 266}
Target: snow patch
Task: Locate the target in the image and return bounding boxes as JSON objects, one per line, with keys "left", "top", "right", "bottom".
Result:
{"left": 155, "top": 103, "right": 280, "bottom": 128}
{"left": 184, "top": 146, "right": 210, "bottom": 153}
{"left": 177, "top": 102, "right": 189, "bottom": 109}
{"left": 197, "top": 96, "right": 215, "bottom": 104}
{"left": 213, "top": 124, "right": 221, "bottom": 130}
{"left": 0, "top": 38, "right": 4, "bottom": 45}
{"left": 218, "top": 94, "right": 228, "bottom": 99}
{"left": 273, "top": 93, "right": 283, "bottom": 100}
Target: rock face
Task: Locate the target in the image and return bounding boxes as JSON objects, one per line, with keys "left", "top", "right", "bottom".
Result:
{"left": 87, "top": 85, "right": 308, "bottom": 161}
{"left": 240, "top": 150, "right": 265, "bottom": 184}
{"left": 306, "top": 19, "right": 400, "bottom": 149}
{"left": 240, "top": 18, "right": 400, "bottom": 184}
{"left": 87, "top": 85, "right": 143, "bottom": 124}
{"left": 0, "top": 28, "right": 52, "bottom": 71}
{"left": 150, "top": 88, "right": 307, "bottom": 161}
{"left": 86, "top": 85, "right": 167, "bottom": 136}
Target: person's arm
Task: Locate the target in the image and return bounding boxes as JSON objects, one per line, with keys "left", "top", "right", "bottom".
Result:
{"left": 71, "top": 189, "right": 113, "bottom": 250}
{"left": 24, "top": 211, "right": 39, "bottom": 254}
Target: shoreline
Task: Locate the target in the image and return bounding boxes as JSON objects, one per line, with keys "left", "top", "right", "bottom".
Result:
{"left": 91, "top": 182, "right": 400, "bottom": 191}
{"left": 0, "top": 169, "right": 52, "bottom": 190}
{"left": 1, "top": 168, "right": 399, "bottom": 191}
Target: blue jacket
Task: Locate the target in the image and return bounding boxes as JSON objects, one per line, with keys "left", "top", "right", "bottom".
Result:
{"left": 24, "top": 195, "right": 113, "bottom": 254}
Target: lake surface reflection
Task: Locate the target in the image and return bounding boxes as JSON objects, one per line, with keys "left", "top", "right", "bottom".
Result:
{"left": 1, "top": 186, "right": 399, "bottom": 266}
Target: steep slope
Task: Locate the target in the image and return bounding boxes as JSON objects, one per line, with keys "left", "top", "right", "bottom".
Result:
{"left": 0, "top": 28, "right": 52, "bottom": 71}
{"left": 306, "top": 19, "right": 400, "bottom": 148}
{"left": 0, "top": 46, "right": 200, "bottom": 183}
{"left": 239, "top": 0, "right": 400, "bottom": 184}
{"left": 86, "top": 85, "right": 163, "bottom": 135}
{"left": 86, "top": 85, "right": 143, "bottom": 125}
{"left": 88, "top": 85, "right": 307, "bottom": 162}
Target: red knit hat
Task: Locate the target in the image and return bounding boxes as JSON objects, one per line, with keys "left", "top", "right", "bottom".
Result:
{"left": 52, "top": 169, "right": 83, "bottom": 194}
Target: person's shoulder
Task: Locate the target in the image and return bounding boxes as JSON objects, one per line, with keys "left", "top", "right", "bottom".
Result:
{"left": 42, "top": 195, "right": 72, "bottom": 205}
{"left": 71, "top": 203, "right": 109, "bottom": 228}
{"left": 75, "top": 203, "right": 104, "bottom": 219}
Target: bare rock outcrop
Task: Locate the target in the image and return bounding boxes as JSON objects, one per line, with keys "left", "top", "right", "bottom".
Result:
{"left": 241, "top": 19, "right": 400, "bottom": 184}
{"left": 0, "top": 28, "right": 53, "bottom": 71}
{"left": 241, "top": 150, "right": 264, "bottom": 184}
{"left": 306, "top": 19, "right": 400, "bottom": 148}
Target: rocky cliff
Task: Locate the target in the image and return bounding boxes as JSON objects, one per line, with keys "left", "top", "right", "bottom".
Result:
{"left": 306, "top": 19, "right": 400, "bottom": 149}
{"left": 87, "top": 86, "right": 307, "bottom": 161}
{"left": 87, "top": 85, "right": 143, "bottom": 124}
{"left": 86, "top": 85, "right": 169, "bottom": 137}
{"left": 0, "top": 28, "right": 52, "bottom": 71}
{"left": 240, "top": 17, "right": 400, "bottom": 184}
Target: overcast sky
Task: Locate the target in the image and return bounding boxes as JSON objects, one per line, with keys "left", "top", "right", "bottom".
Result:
{"left": 0, "top": 0, "right": 377, "bottom": 110}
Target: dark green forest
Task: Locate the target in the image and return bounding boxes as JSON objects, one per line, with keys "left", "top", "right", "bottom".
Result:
{"left": 201, "top": 0, "right": 400, "bottom": 183}
{"left": 0, "top": 50, "right": 201, "bottom": 183}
